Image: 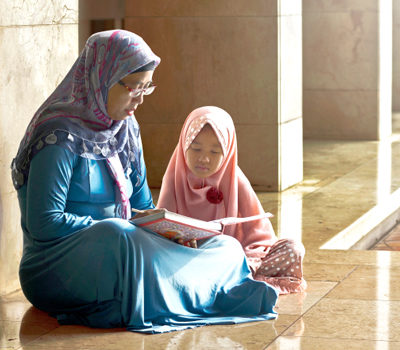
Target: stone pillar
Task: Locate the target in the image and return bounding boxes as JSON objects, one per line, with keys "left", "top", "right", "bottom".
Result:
{"left": 303, "top": 0, "right": 393, "bottom": 140}
{"left": 394, "top": 0, "right": 400, "bottom": 112}
{"left": 124, "top": 0, "right": 303, "bottom": 191}
{"left": 0, "top": 1, "right": 79, "bottom": 295}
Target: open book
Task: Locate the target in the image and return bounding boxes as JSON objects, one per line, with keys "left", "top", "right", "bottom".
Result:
{"left": 130, "top": 209, "right": 273, "bottom": 244}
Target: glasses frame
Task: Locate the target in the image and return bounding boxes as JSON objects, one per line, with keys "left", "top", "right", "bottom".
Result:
{"left": 117, "top": 80, "right": 156, "bottom": 98}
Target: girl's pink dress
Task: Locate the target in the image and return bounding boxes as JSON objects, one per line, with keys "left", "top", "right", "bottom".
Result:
{"left": 157, "top": 106, "right": 306, "bottom": 294}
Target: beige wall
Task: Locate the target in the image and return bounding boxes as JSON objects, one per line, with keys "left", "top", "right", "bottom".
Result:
{"left": 303, "top": 0, "right": 393, "bottom": 140}
{"left": 0, "top": 1, "right": 79, "bottom": 295}
{"left": 394, "top": 0, "right": 400, "bottom": 112}
{"left": 79, "top": 0, "right": 125, "bottom": 50}
{"left": 125, "top": 0, "right": 303, "bottom": 191}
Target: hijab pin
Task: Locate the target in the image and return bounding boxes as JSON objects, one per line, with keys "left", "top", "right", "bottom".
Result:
{"left": 45, "top": 133, "right": 57, "bottom": 144}
{"left": 93, "top": 144, "right": 102, "bottom": 155}
{"left": 101, "top": 146, "right": 111, "bottom": 157}
{"left": 135, "top": 175, "right": 141, "bottom": 187}
{"left": 67, "top": 133, "right": 75, "bottom": 142}
{"left": 82, "top": 141, "right": 89, "bottom": 153}
{"left": 36, "top": 140, "right": 44, "bottom": 150}
{"left": 14, "top": 171, "right": 24, "bottom": 187}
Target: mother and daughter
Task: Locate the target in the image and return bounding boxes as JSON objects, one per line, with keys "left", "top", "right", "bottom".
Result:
{"left": 12, "top": 29, "right": 306, "bottom": 333}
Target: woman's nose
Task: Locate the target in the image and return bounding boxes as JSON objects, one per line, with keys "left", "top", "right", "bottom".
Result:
{"left": 133, "top": 91, "right": 145, "bottom": 104}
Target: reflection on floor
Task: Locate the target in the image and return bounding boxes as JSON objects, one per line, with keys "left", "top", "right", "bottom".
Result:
{"left": 2, "top": 128, "right": 400, "bottom": 349}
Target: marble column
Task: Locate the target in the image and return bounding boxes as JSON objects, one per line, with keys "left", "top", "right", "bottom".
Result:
{"left": 79, "top": 0, "right": 124, "bottom": 50}
{"left": 124, "top": 0, "right": 303, "bottom": 191}
{"left": 303, "top": 0, "right": 393, "bottom": 140}
{"left": 394, "top": 0, "right": 400, "bottom": 112}
{"left": 0, "top": 1, "right": 79, "bottom": 295}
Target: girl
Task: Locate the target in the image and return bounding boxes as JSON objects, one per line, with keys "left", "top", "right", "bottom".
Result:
{"left": 157, "top": 106, "right": 307, "bottom": 294}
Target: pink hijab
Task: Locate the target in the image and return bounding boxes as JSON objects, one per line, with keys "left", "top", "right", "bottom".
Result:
{"left": 157, "top": 106, "right": 277, "bottom": 258}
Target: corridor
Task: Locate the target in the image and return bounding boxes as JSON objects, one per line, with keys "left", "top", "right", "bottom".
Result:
{"left": 2, "top": 131, "right": 400, "bottom": 349}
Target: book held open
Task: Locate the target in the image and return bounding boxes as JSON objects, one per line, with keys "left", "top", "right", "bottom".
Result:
{"left": 130, "top": 209, "right": 273, "bottom": 244}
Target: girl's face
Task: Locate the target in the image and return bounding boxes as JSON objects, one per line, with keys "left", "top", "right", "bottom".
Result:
{"left": 186, "top": 124, "right": 224, "bottom": 178}
{"left": 107, "top": 70, "right": 154, "bottom": 121}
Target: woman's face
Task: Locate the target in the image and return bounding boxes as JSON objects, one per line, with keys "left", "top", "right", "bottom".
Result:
{"left": 185, "top": 124, "right": 224, "bottom": 178}
{"left": 107, "top": 70, "right": 154, "bottom": 121}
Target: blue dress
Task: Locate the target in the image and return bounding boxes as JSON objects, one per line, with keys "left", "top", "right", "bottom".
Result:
{"left": 17, "top": 145, "right": 278, "bottom": 333}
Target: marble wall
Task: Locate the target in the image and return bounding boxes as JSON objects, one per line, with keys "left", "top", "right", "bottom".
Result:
{"left": 303, "top": 0, "right": 393, "bottom": 140}
{"left": 79, "top": 0, "right": 124, "bottom": 50}
{"left": 124, "top": 0, "right": 303, "bottom": 191}
{"left": 394, "top": 0, "right": 400, "bottom": 112}
{"left": 0, "top": 1, "right": 79, "bottom": 295}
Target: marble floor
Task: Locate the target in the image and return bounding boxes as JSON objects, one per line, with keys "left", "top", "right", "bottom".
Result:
{"left": 2, "top": 120, "right": 400, "bottom": 349}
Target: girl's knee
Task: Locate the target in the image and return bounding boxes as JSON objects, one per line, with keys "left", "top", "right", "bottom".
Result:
{"left": 288, "top": 239, "right": 305, "bottom": 257}
{"left": 274, "top": 238, "right": 305, "bottom": 258}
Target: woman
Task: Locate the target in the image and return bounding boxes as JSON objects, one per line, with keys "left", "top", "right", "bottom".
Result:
{"left": 11, "top": 30, "right": 279, "bottom": 333}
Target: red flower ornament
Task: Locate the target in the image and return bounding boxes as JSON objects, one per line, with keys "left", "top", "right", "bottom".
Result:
{"left": 206, "top": 187, "right": 223, "bottom": 204}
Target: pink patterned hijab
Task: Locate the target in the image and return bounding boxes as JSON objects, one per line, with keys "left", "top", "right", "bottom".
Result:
{"left": 11, "top": 30, "right": 160, "bottom": 219}
{"left": 157, "top": 106, "right": 277, "bottom": 258}
{"left": 12, "top": 30, "right": 160, "bottom": 191}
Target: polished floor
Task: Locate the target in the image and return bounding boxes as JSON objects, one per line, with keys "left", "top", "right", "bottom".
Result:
{"left": 2, "top": 119, "right": 400, "bottom": 349}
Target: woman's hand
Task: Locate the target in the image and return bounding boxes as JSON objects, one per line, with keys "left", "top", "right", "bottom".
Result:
{"left": 130, "top": 208, "right": 166, "bottom": 220}
{"left": 174, "top": 238, "right": 197, "bottom": 249}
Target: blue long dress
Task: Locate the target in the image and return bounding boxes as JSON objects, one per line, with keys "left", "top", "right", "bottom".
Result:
{"left": 17, "top": 145, "right": 278, "bottom": 333}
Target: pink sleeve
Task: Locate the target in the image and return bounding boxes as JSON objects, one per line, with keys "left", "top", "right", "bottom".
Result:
{"left": 235, "top": 174, "right": 277, "bottom": 258}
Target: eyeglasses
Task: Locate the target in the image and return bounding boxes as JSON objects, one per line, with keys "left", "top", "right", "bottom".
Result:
{"left": 118, "top": 80, "right": 156, "bottom": 98}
